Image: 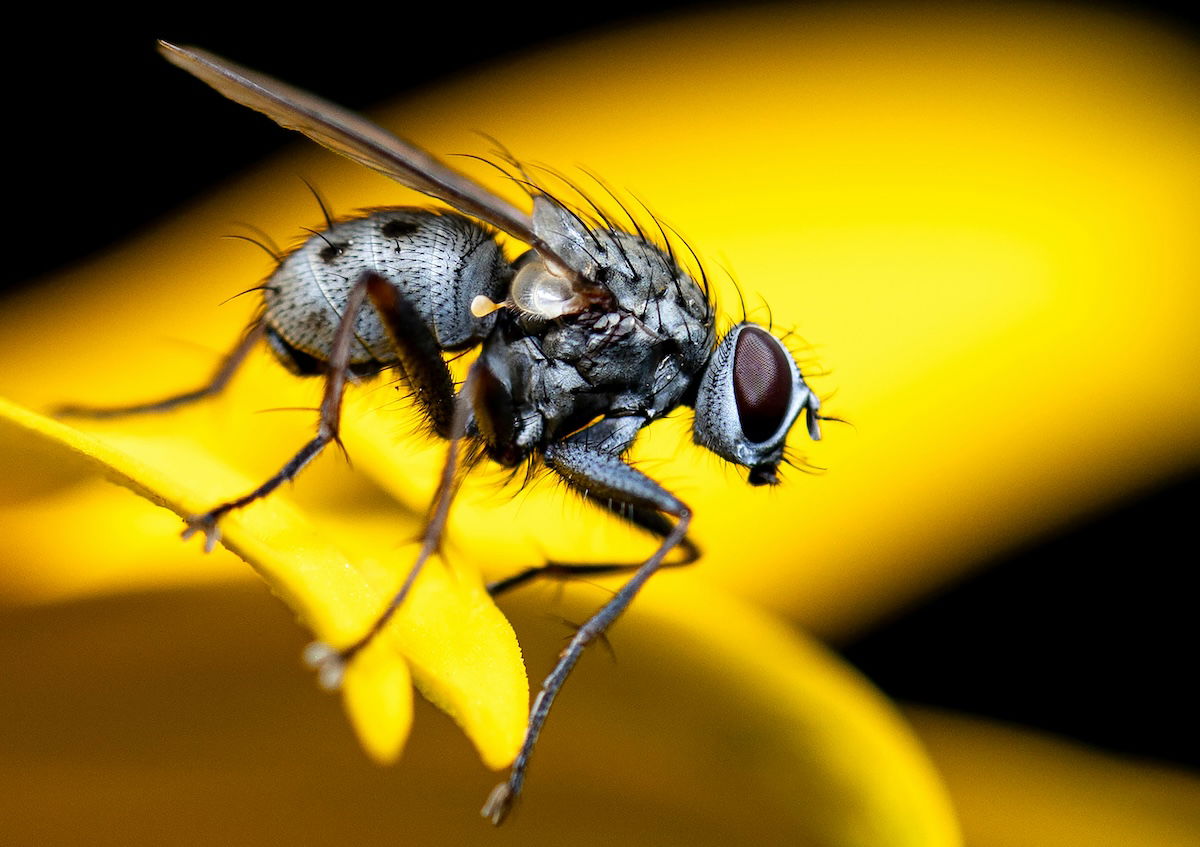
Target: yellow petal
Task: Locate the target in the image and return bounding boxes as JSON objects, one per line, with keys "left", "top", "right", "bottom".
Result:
{"left": 0, "top": 579, "right": 959, "bottom": 845}
{"left": 906, "top": 708, "right": 1200, "bottom": 847}
{"left": 0, "top": 396, "right": 526, "bottom": 769}
{"left": 0, "top": 478, "right": 248, "bottom": 602}
{"left": 341, "top": 629, "right": 413, "bottom": 764}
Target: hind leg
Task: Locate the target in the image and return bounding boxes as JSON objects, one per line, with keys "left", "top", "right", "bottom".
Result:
{"left": 55, "top": 322, "right": 266, "bottom": 418}
{"left": 179, "top": 285, "right": 370, "bottom": 551}
{"left": 181, "top": 271, "right": 462, "bottom": 552}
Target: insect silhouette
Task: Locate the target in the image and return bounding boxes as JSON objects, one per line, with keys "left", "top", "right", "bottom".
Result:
{"left": 62, "top": 41, "right": 826, "bottom": 823}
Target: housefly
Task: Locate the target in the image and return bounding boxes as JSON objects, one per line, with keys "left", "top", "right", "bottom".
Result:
{"left": 62, "top": 41, "right": 825, "bottom": 823}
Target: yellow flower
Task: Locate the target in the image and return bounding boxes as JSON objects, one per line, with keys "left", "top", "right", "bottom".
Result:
{"left": 2, "top": 4, "right": 1198, "bottom": 844}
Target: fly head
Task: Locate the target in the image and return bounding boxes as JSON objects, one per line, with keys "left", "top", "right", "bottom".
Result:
{"left": 692, "top": 323, "right": 822, "bottom": 486}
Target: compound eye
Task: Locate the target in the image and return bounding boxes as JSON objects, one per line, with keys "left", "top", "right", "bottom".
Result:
{"left": 733, "top": 326, "right": 793, "bottom": 443}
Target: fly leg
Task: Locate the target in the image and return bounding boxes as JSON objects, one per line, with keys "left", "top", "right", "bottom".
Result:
{"left": 178, "top": 278, "right": 374, "bottom": 551}
{"left": 487, "top": 505, "right": 699, "bottom": 597}
{"left": 361, "top": 274, "right": 456, "bottom": 438}
{"left": 481, "top": 441, "right": 691, "bottom": 825}
{"left": 55, "top": 321, "right": 266, "bottom": 418}
{"left": 302, "top": 362, "right": 474, "bottom": 690}
{"left": 179, "top": 270, "right": 459, "bottom": 552}
{"left": 301, "top": 275, "right": 465, "bottom": 687}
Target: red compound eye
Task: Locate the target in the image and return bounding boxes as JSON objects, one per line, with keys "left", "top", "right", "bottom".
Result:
{"left": 733, "top": 326, "right": 792, "bottom": 443}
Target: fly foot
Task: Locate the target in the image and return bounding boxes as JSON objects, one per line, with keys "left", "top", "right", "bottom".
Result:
{"left": 181, "top": 512, "right": 222, "bottom": 553}
{"left": 302, "top": 641, "right": 348, "bottom": 691}
{"left": 481, "top": 781, "right": 517, "bottom": 826}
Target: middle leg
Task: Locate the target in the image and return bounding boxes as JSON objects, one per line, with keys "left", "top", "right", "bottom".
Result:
{"left": 481, "top": 440, "right": 692, "bottom": 825}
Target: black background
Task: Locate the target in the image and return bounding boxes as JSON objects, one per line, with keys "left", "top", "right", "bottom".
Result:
{"left": 6, "top": 4, "right": 1197, "bottom": 770}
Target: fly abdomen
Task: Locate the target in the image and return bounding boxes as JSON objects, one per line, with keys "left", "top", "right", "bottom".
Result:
{"left": 262, "top": 209, "right": 511, "bottom": 371}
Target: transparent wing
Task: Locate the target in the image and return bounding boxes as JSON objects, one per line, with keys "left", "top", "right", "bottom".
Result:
{"left": 158, "top": 40, "right": 593, "bottom": 288}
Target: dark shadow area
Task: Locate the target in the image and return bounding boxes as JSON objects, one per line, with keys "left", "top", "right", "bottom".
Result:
{"left": 843, "top": 469, "right": 1199, "bottom": 768}
{"left": 7, "top": 2, "right": 1197, "bottom": 293}
{"left": 5, "top": 3, "right": 703, "bottom": 290}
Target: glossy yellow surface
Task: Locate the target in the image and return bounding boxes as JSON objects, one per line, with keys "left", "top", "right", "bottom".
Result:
{"left": 0, "top": 397, "right": 527, "bottom": 769}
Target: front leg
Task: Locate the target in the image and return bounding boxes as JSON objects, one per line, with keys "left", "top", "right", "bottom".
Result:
{"left": 481, "top": 439, "right": 691, "bottom": 825}
{"left": 488, "top": 415, "right": 698, "bottom": 595}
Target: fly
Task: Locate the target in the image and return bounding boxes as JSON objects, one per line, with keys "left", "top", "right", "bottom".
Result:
{"left": 62, "top": 41, "right": 826, "bottom": 824}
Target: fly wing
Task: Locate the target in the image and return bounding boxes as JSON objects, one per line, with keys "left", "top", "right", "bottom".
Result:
{"left": 158, "top": 41, "right": 602, "bottom": 298}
